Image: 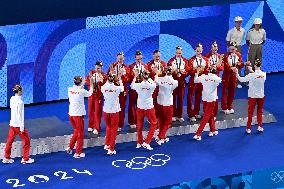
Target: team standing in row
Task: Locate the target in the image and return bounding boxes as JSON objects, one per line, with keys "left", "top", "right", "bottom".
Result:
{"left": 2, "top": 17, "right": 267, "bottom": 163}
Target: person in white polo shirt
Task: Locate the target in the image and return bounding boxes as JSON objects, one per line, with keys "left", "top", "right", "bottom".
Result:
{"left": 66, "top": 75, "right": 94, "bottom": 158}
{"left": 193, "top": 66, "right": 222, "bottom": 141}
{"left": 233, "top": 59, "right": 266, "bottom": 134}
{"left": 2, "top": 85, "right": 34, "bottom": 164}
{"left": 154, "top": 66, "right": 178, "bottom": 145}
{"left": 246, "top": 18, "right": 266, "bottom": 72}
{"left": 101, "top": 74, "right": 124, "bottom": 155}
{"left": 226, "top": 16, "right": 245, "bottom": 89}
{"left": 131, "top": 70, "right": 157, "bottom": 150}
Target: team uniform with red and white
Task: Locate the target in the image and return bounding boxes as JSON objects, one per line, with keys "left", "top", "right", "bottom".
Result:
{"left": 168, "top": 57, "right": 188, "bottom": 119}
{"left": 194, "top": 73, "right": 221, "bottom": 137}
{"left": 155, "top": 75, "right": 178, "bottom": 140}
{"left": 204, "top": 52, "right": 224, "bottom": 116}
{"left": 108, "top": 62, "right": 130, "bottom": 129}
{"left": 221, "top": 52, "right": 244, "bottom": 112}
{"left": 128, "top": 62, "right": 148, "bottom": 126}
{"left": 187, "top": 56, "right": 209, "bottom": 119}
{"left": 131, "top": 78, "right": 157, "bottom": 145}
{"left": 86, "top": 71, "right": 107, "bottom": 132}
{"left": 101, "top": 80, "right": 124, "bottom": 152}
{"left": 68, "top": 85, "right": 93, "bottom": 155}
{"left": 237, "top": 70, "right": 266, "bottom": 130}
{"left": 147, "top": 60, "right": 167, "bottom": 117}
{"left": 4, "top": 95, "right": 31, "bottom": 162}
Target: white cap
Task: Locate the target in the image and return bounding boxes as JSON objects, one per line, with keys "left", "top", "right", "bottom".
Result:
{"left": 254, "top": 18, "right": 262, "bottom": 25}
{"left": 234, "top": 16, "right": 243, "bottom": 22}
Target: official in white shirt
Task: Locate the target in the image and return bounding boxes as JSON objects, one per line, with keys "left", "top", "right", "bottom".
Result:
{"left": 193, "top": 67, "right": 222, "bottom": 141}
{"left": 246, "top": 18, "right": 266, "bottom": 71}
{"left": 234, "top": 59, "right": 266, "bottom": 134}
{"left": 66, "top": 75, "right": 94, "bottom": 158}
{"left": 3, "top": 85, "right": 34, "bottom": 164}
{"left": 154, "top": 66, "right": 178, "bottom": 145}
{"left": 101, "top": 74, "right": 124, "bottom": 155}
{"left": 131, "top": 70, "right": 157, "bottom": 150}
{"left": 226, "top": 16, "right": 246, "bottom": 88}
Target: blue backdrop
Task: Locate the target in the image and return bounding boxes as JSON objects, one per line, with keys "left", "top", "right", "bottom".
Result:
{"left": 0, "top": 0, "right": 283, "bottom": 107}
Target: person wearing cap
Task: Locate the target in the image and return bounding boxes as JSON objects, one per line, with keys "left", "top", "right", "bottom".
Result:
{"left": 193, "top": 66, "right": 221, "bottom": 141}
{"left": 168, "top": 46, "right": 189, "bottom": 123}
{"left": 131, "top": 70, "right": 157, "bottom": 151}
{"left": 2, "top": 85, "right": 35, "bottom": 164}
{"left": 204, "top": 41, "right": 224, "bottom": 118}
{"left": 101, "top": 74, "right": 124, "bottom": 155}
{"left": 153, "top": 66, "right": 178, "bottom": 145}
{"left": 108, "top": 52, "right": 130, "bottom": 132}
{"left": 246, "top": 18, "right": 266, "bottom": 72}
{"left": 66, "top": 75, "right": 94, "bottom": 158}
{"left": 86, "top": 61, "right": 107, "bottom": 135}
{"left": 233, "top": 59, "right": 266, "bottom": 134}
{"left": 147, "top": 50, "right": 167, "bottom": 118}
{"left": 128, "top": 50, "right": 148, "bottom": 129}
{"left": 187, "top": 43, "right": 209, "bottom": 122}
{"left": 226, "top": 16, "right": 245, "bottom": 89}
{"left": 221, "top": 41, "right": 246, "bottom": 115}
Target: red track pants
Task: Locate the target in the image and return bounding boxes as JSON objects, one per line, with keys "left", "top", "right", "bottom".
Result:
{"left": 221, "top": 72, "right": 237, "bottom": 110}
{"left": 128, "top": 89, "right": 138, "bottom": 125}
{"left": 173, "top": 85, "right": 185, "bottom": 118}
{"left": 104, "top": 112, "right": 119, "bottom": 151}
{"left": 118, "top": 93, "right": 127, "bottom": 128}
{"left": 195, "top": 101, "right": 216, "bottom": 136}
{"left": 157, "top": 104, "right": 173, "bottom": 139}
{"left": 4, "top": 126, "right": 31, "bottom": 161}
{"left": 69, "top": 116, "right": 84, "bottom": 154}
{"left": 88, "top": 96, "right": 102, "bottom": 132}
{"left": 247, "top": 97, "right": 265, "bottom": 129}
{"left": 187, "top": 82, "right": 203, "bottom": 118}
{"left": 136, "top": 108, "right": 157, "bottom": 144}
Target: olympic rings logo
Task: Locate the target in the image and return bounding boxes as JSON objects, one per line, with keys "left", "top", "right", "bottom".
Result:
{"left": 112, "top": 154, "right": 171, "bottom": 170}
{"left": 271, "top": 171, "right": 284, "bottom": 183}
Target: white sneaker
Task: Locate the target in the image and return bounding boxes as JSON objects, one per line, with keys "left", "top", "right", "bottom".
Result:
{"left": 237, "top": 84, "right": 242, "bottom": 88}
{"left": 224, "top": 110, "right": 230, "bottom": 115}
{"left": 193, "top": 135, "right": 202, "bottom": 141}
{"left": 117, "top": 127, "right": 122, "bottom": 132}
{"left": 164, "top": 138, "right": 170, "bottom": 143}
{"left": 2, "top": 158, "right": 14, "bottom": 164}
{"left": 107, "top": 149, "right": 116, "bottom": 155}
{"left": 104, "top": 145, "right": 110, "bottom": 150}
{"left": 177, "top": 117, "right": 184, "bottom": 122}
{"left": 246, "top": 129, "right": 252, "bottom": 134}
{"left": 21, "top": 158, "right": 35, "bottom": 164}
{"left": 208, "top": 131, "right": 219, "bottom": 137}
{"left": 190, "top": 117, "right": 197, "bottom": 122}
{"left": 136, "top": 143, "right": 142, "bottom": 149}
{"left": 156, "top": 139, "right": 164, "bottom": 146}
{"left": 130, "top": 124, "right": 137, "bottom": 129}
{"left": 142, "top": 142, "right": 153, "bottom": 151}
{"left": 172, "top": 117, "right": 177, "bottom": 122}
{"left": 257, "top": 126, "right": 264, "bottom": 132}
{"left": 87, "top": 128, "right": 93, "bottom": 132}
{"left": 229, "top": 109, "right": 235, "bottom": 114}
{"left": 73, "top": 153, "right": 85, "bottom": 159}
{"left": 195, "top": 115, "right": 202, "bottom": 119}
{"left": 93, "top": 129, "right": 99, "bottom": 135}
{"left": 65, "top": 147, "right": 73, "bottom": 154}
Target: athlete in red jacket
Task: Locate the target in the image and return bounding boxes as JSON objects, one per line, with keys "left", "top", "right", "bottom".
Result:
{"left": 168, "top": 46, "right": 189, "bottom": 123}
{"left": 221, "top": 41, "right": 245, "bottom": 114}
{"left": 187, "top": 43, "right": 209, "bottom": 122}
{"left": 128, "top": 50, "right": 148, "bottom": 129}
{"left": 86, "top": 61, "right": 107, "bottom": 135}
{"left": 108, "top": 52, "right": 130, "bottom": 131}
{"left": 204, "top": 41, "right": 224, "bottom": 118}
{"left": 147, "top": 50, "right": 167, "bottom": 118}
